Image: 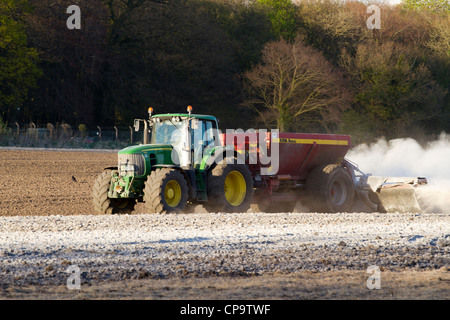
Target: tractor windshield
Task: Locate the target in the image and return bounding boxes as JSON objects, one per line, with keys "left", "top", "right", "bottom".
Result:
{"left": 150, "top": 117, "right": 187, "bottom": 146}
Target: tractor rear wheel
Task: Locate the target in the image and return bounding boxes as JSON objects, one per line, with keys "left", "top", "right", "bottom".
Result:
{"left": 143, "top": 168, "right": 188, "bottom": 213}
{"left": 92, "top": 170, "right": 136, "bottom": 214}
{"left": 305, "top": 164, "right": 354, "bottom": 213}
{"left": 204, "top": 159, "right": 253, "bottom": 213}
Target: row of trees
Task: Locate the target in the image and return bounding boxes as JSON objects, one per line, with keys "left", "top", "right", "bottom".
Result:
{"left": 245, "top": 0, "right": 449, "bottom": 141}
{"left": 0, "top": 0, "right": 449, "bottom": 143}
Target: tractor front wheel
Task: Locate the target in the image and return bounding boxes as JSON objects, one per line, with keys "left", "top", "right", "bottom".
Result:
{"left": 92, "top": 170, "right": 136, "bottom": 214}
{"left": 143, "top": 168, "right": 188, "bottom": 213}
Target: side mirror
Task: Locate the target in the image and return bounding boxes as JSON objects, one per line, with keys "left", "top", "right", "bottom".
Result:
{"left": 134, "top": 119, "right": 141, "bottom": 131}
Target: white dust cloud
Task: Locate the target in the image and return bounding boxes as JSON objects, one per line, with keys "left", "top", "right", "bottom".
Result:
{"left": 347, "top": 133, "right": 450, "bottom": 213}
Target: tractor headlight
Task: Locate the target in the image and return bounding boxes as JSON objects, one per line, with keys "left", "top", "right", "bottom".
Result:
{"left": 115, "top": 185, "right": 124, "bottom": 193}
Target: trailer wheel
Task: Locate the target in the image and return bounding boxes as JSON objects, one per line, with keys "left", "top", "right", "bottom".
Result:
{"left": 204, "top": 159, "right": 253, "bottom": 213}
{"left": 306, "top": 164, "right": 354, "bottom": 213}
{"left": 143, "top": 168, "right": 188, "bottom": 213}
{"left": 92, "top": 170, "right": 136, "bottom": 214}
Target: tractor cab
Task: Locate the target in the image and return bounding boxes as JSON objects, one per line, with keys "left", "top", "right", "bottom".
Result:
{"left": 134, "top": 106, "right": 220, "bottom": 170}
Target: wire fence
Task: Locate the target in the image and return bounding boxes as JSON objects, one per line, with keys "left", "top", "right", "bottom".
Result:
{"left": 0, "top": 122, "right": 145, "bottom": 149}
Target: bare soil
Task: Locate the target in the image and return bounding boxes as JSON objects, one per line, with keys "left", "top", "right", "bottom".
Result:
{"left": 0, "top": 149, "right": 117, "bottom": 217}
{"left": 2, "top": 270, "right": 449, "bottom": 300}
{"left": 0, "top": 149, "right": 448, "bottom": 300}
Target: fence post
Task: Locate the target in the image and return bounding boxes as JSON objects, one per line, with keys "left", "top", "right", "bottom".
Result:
{"left": 97, "top": 126, "right": 102, "bottom": 141}
{"left": 47, "top": 123, "right": 54, "bottom": 139}
{"left": 114, "top": 126, "right": 118, "bottom": 140}
{"left": 15, "top": 122, "right": 19, "bottom": 138}
{"left": 129, "top": 126, "right": 133, "bottom": 144}
{"left": 31, "top": 122, "right": 37, "bottom": 141}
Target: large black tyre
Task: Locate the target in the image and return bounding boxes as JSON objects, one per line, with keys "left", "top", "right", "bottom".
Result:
{"left": 92, "top": 171, "right": 136, "bottom": 214}
{"left": 204, "top": 159, "right": 253, "bottom": 213}
{"left": 305, "top": 164, "right": 354, "bottom": 213}
{"left": 143, "top": 168, "right": 188, "bottom": 214}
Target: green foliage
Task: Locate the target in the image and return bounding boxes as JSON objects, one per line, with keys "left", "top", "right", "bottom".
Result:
{"left": 78, "top": 124, "right": 88, "bottom": 138}
{"left": 341, "top": 40, "right": 447, "bottom": 139}
{"left": 296, "top": 0, "right": 369, "bottom": 65}
{"left": 0, "top": 117, "right": 10, "bottom": 134}
{"left": 0, "top": 0, "right": 41, "bottom": 122}
{"left": 402, "top": 0, "right": 450, "bottom": 12}
{"left": 257, "top": 0, "right": 298, "bottom": 41}
{"left": 211, "top": 0, "right": 275, "bottom": 70}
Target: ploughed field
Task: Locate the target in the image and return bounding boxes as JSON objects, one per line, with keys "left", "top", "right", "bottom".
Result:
{"left": 0, "top": 148, "right": 449, "bottom": 300}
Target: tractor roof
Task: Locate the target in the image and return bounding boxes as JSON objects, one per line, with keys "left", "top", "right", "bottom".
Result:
{"left": 152, "top": 113, "right": 218, "bottom": 121}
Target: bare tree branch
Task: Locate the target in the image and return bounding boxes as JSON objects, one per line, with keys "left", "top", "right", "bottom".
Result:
{"left": 243, "top": 37, "right": 351, "bottom": 132}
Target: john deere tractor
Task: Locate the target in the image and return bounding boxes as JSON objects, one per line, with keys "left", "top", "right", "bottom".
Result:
{"left": 92, "top": 106, "right": 253, "bottom": 214}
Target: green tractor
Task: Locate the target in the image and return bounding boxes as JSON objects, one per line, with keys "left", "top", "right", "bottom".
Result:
{"left": 92, "top": 106, "right": 253, "bottom": 214}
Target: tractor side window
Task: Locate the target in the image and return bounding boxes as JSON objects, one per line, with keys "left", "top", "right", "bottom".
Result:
{"left": 191, "top": 119, "right": 219, "bottom": 166}
{"left": 204, "top": 121, "right": 216, "bottom": 147}
{"left": 191, "top": 120, "right": 204, "bottom": 165}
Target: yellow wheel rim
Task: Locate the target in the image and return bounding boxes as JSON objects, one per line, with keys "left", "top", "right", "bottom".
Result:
{"left": 224, "top": 170, "right": 246, "bottom": 206}
{"left": 165, "top": 180, "right": 182, "bottom": 207}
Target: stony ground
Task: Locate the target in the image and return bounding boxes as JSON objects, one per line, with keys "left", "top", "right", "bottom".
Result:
{"left": 0, "top": 148, "right": 449, "bottom": 300}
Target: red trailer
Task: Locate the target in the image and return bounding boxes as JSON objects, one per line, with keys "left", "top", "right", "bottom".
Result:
{"left": 221, "top": 131, "right": 426, "bottom": 213}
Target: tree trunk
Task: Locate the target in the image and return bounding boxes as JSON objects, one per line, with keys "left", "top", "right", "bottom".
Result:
{"left": 278, "top": 105, "right": 293, "bottom": 132}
